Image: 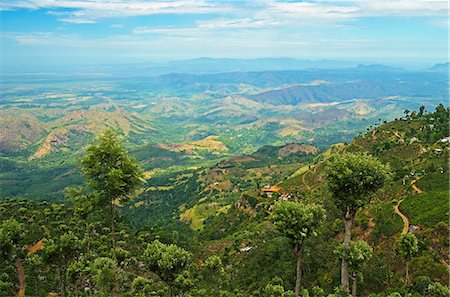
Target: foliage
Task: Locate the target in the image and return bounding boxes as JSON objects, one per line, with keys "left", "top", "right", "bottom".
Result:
{"left": 271, "top": 201, "right": 326, "bottom": 247}
{"left": 397, "top": 234, "right": 419, "bottom": 261}
{"left": 92, "top": 257, "right": 118, "bottom": 295}
{"left": 0, "top": 105, "right": 448, "bottom": 296}
{"left": 427, "top": 282, "right": 450, "bottom": 297}
{"left": 326, "top": 152, "right": 391, "bottom": 216}
{"left": 263, "top": 277, "right": 295, "bottom": 297}
{"left": 143, "top": 240, "right": 194, "bottom": 295}
{"left": 80, "top": 128, "right": 144, "bottom": 207}
{"left": 336, "top": 240, "right": 373, "bottom": 272}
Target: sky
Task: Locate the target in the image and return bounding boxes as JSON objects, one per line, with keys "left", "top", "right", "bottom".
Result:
{"left": 0, "top": 0, "right": 448, "bottom": 72}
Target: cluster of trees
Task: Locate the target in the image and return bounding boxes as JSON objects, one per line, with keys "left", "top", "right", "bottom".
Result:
{"left": 404, "top": 104, "right": 449, "bottom": 144}
{"left": 270, "top": 151, "right": 448, "bottom": 297}
{"left": 1, "top": 104, "right": 449, "bottom": 296}
{"left": 0, "top": 129, "right": 249, "bottom": 296}
{"left": 270, "top": 153, "right": 391, "bottom": 297}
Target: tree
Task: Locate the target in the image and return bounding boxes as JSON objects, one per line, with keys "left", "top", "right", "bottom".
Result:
{"left": 43, "top": 232, "right": 80, "bottom": 297}
{"left": 0, "top": 219, "right": 25, "bottom": 296}
{"left": 397, "top": 234, "right": 418, "bottom": 284}
{"left": 25, "top": 254, "right": 44, "bottom": 296}
{"left": 326, "top": 152, "right": 391, "bottom": 293}
{"left": 67, "top": 258, "right": 92, "bottom": 297}
{"left": 131, "top": 276, "right": 154, "bottom": 297}
{"left": 263, "top": 277, "right": 295, "bottom": 297}
{"left": 427, "top": 282, "right": 450, "bottom": 297}
{"left": 418, "top": 106, "right": 426, "bottom": 117}
{"left": 0, "top": 219, "right": 24, "bottom": 258}
{"left": 80, "top": 128, "right": 144, "bottom": 291}
{"left": 92, "top": 257, "right": 118, "bottom": 295}
{"left": 65, "top": 186, "right": 95, "bottom": 253}
{"left": 201, "top": 255, "right": 226, "bottom": 295}
{"left": 337, "top": 240, "right": 373, "bottom": 297}
{"left": 143, "top": 240, "right": 193, "bottom": 297}
{"left": 271, "top": 201, "right": 326, "bottom": 297}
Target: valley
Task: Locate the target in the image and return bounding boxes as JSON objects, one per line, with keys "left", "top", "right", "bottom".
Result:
{"left": 0, "top": 64, "right": 446, "bottom": 200}
{"left": 0, "top": 62, "right": 448, "bottom": 296}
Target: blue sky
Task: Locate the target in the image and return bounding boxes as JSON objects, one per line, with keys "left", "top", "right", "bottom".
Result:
{"left": 0, "top": 0, "right": 448, "bottom": 72}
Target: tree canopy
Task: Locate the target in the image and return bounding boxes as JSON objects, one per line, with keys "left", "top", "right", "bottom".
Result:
{"left": 80, "top": 128, "right": 144, "bottom": 206}
{"left": 326, "top": 152, "right": 391, "bottom": 216}
{"left": 271, "top": 201, "right": 326, "bottom": 247}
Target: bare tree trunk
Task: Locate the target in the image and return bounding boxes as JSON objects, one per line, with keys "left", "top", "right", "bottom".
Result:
{"left": 294, "top": 244, "right": 303, "bottom": 297}
{"left": 110, "top": 200, "right": 120, "bottom": 295}
{"left": 169, "top": 285, "right": 173, "bottom": 297}
{"left": 34, "top": 275, "right": 39, "bottom": 296}
{"left": 85, "top": 221, "right": 90, "bottom": 253}
{"left": 59, "top": 266, "right": 66, "bottom": 297}
{"left": 341, "top": 210, "right": 354, "bottom": 293}
{"left": 87, "top": 278, "right": 93, "bottom": 297}
{"left": 405, "top": 261, "right": 409, "bottom": 285}
{"left": 351, "top": 273, "right": 357, "bottom": 297}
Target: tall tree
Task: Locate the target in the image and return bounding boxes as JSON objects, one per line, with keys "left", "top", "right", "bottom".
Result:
{"left": 43, "top": 232, "right": 80, "bottom": 297}
{"left": 326, "top": 152, "right": 390, "bottom": 293}
{"left": 91, "top": 257, "right": 118, "bottom": 295}
{"left": 0, "top": 219, "right": 25, "bottom": 296}
{"left": 143, "top": 240, "right": 193, "bottom": 297}
{"left": 80, "top": 128, "right": 144, "bottom": 262}
{"left": 202, "top": 255, "right": 226, "bottom": 296}
{"left": 337, "top": 240, "right": 373, "bottom": 297}
{"left": 397, "top": 234, "right": 418, "bottom": 285}
{"left": 271, "top": 201, "right": 326, "bottom": 297}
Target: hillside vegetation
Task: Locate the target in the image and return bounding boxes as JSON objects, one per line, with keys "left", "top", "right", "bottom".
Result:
{"left": 0, "top": 105, "right": 448, "bottom": 296}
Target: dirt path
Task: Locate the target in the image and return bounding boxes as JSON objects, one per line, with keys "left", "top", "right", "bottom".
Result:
{"left": 428, "top": 246, "right": 450, "bottom": 271}
{"left": 410, "top": 178, "right": 423, "bottom": 193}
{"left": 393, "top": 200, "right": 409, "bottom": 235}
{"left": 352, "top": 140, "right": 364, "bottom": 151}
{"left": 438, "top": 257, "right": 450, "bottom": 270}
{"left": 393, "top": 177, "right": 424, "bottom": 235}
{"left": 371, "top": 129, "right": 378, "bottom": 140}
{"left": 301, "top": 166, "right": 318, "bottom": 191}
{"left": 27, "top": 238, "right": 45, "bottom": 255}
{"left": 301, "top": 172, "right": 311, "bottom": 191}
{"left": 15, "top": 259, "right": 25, "bottom": 296}
{"left": 13, "top": 238, "right": 46, "bottom": 296}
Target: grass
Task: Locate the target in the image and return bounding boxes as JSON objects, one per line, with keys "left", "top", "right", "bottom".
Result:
{"left": 401, "top": 190, "right": 449, "bottom": 228}
{"left": 180, "top": 203, "right": 228, "bottom": 230}
{"left": 371, "top": 201, "right": 403, "bottom": 242}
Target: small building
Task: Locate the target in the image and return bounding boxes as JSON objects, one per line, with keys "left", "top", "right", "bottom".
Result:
{"left": 239, "top": 246, "right": 253, "bottom": 252}
{"left": 409, "top": 137, "right": 421, "bottom": 144}
{"left": 439, "top": 136, "right": 450, "bottom": 143}
{"left": 261, "top": 185, "right": 281, "bottom": 197}
{"left": 280, "top": 194, "right": 292, "bottom": 201}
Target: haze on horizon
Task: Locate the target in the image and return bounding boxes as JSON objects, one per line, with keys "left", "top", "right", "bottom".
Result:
{"left": 0, "top": 0, "right": 448, "bottom": 73}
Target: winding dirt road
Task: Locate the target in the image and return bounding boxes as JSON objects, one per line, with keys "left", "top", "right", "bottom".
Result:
{"left": 393, "top": 200, "right": 409, "bottom": 235}
{"left": 410, "top": 178, "right": 423, "bottom": 193}
{"left": 393, "top": 178, "right": 423, "bottom": 235}
{"left": 15, "top": 259, "right": 25, "bottom": 296}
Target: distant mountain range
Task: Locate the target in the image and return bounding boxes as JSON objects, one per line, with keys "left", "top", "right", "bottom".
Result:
{"left": 427, "top": 62, "right": 449, "bottom": 73}
{"left": 82, "top": 58, "right": 360, "bottom": 75}
{"left": 81, "top": 58, "right": 449, "bottom": 76}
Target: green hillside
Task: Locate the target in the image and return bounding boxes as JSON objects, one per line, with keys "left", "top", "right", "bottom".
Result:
{"left": 0, "top": 105, "right": 448, "bottom": 296}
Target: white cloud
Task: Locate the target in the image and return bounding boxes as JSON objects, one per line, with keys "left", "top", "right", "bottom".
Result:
{"left": 266, "top": 0, "right": 448, "bottom": 19}
{"left": 360, "top": 0, "right": 448, "bottom": 16}
{"left": 1, "top": 0, "right": 231, "bottom": 23}
{"left": 132, "top": 26, "right": 203, "bottom": 37}
{"left": 196, "top": 17, "right": 281, "bottom": 29}
{"left": 110, "top": 24, "right": 124, "bottom": 28}
{"left": 1, "top": 0, "right": 447, "bottom": 25}
{"left": 267, "top": 1, "right": 359, "bottom": 19}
